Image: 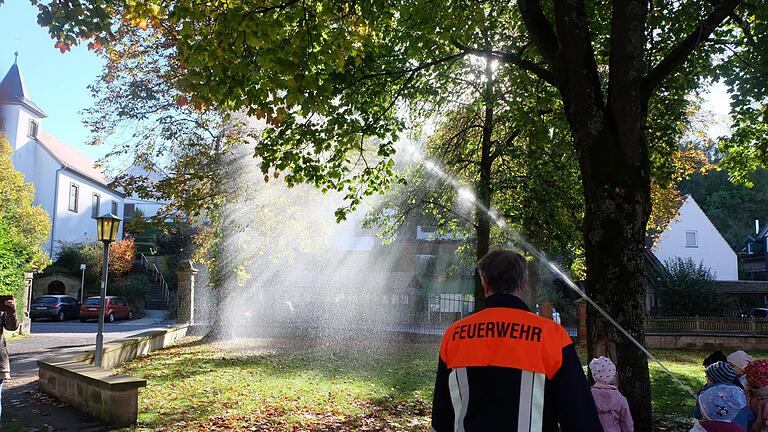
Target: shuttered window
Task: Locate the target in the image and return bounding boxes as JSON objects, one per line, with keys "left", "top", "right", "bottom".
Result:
{"left": 68, "top": 183, "right": 79, "bottom": 212}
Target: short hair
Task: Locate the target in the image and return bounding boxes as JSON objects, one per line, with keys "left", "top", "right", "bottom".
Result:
{"left": 477, "top": 249, "right": 528, "bottom": 294}
{"left": 703, "top": 351, "right": 728, "bottom": 367}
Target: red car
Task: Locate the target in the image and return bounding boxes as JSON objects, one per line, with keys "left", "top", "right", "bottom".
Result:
{"left": 79, "top": 296, "right": 135, "bottom": 323}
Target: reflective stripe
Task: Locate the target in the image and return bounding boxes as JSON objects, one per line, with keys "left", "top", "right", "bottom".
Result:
{"left": 456, "top": 367, "right": 469, "bottom": 431}
{"left": 517, "top": 371, "right": 533, "bottom": 432}
{"left": 530, "top": 372, "right": 546, "bottom": 432}
{"left": 448, "top": 368, "right": 469, "bottom": 432}
{"left": 518, "top": 371, "right": 546, "bottom": 432}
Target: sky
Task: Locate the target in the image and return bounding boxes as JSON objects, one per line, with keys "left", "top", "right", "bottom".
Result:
{"left": 0, "top": 1, "right": 108, "bottom": 160}
{"left": 1, "top": 1, "right": 734, "bottom": 168}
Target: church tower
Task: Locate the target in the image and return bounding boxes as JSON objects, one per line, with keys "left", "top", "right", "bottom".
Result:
{"left": 0, "top": 53, "right": 47, "bottom": 176}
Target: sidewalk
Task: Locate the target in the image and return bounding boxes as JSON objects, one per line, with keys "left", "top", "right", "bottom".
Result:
{"left": 128, "top": 309, "right": 169, "bottom": 326}
{"left": 2, "top": 312, "right": 173, "bottom": 431}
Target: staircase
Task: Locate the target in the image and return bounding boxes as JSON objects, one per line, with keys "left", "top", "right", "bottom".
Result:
{"left": 139, "top": 254, "right": 170, "bottom": 310}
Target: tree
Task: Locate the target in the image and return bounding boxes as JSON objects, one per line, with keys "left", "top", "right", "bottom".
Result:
{"left": 682, "top": 168, "right": 768, "bottom": 249}
{"left": 34, "top": 0, "right": 768, "bottom": 426}
{"left": 366, "top": 55, "right": 584, "bottom": 309}
{"left": 653, "top": 257, "right": 720, "bottom": 316}
{"left": 0, "top": 134, "right": 50, "bottom": 316}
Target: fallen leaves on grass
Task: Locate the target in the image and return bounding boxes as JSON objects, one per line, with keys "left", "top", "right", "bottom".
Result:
{"left": 146, "top": 400, "right": 431, "bottom": 432}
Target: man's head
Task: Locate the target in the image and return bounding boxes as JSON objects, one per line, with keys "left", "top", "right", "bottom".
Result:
{"left": 477, "top": 249, "right": 528, "bottom": 297}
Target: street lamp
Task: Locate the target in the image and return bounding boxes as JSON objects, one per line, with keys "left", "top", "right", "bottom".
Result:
{"left": 94, "top": 212, "right": 121, "bottom": 368}
{"left": 79, "top": 264, "right": 86, "bottom": 302}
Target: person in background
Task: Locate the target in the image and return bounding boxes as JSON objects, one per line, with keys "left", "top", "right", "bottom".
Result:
{"left": 0, "top": 297, "right": 18, "bottom": 420}
{"left": 745, "top": 360, "right": 768, "bottom": 432}
{"left": 691, "top": 384, "right": 748, "bottom": 432}
{"left": 705, "top": 352, "right": 729, "bottom": 368}
{"left": 589, "top": 356, "right": 633, "bottom": 431}
{"left": 728, "top": 350, "right": 754, "bottom": 388}
{"left": 694, "top": 362, "right": 753, "bottom": 429}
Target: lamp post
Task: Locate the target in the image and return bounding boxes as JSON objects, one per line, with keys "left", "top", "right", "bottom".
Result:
{"left": 79, "top": 264, "right": 86, "bottom": 302}
{"left": 94, "top": 213, "right": 121, "bottom": 368}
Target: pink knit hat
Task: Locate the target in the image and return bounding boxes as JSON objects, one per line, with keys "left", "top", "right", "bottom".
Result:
{"left": 589, "top": 356, "right": 617, "bottom": 385}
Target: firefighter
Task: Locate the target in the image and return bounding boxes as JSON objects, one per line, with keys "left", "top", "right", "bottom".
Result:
{"left": 431, "top": 249, "right": 603, "bottom": 431}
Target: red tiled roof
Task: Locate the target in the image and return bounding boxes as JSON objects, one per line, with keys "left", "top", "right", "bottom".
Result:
{"left": 35, "top": 130, "right": 110, "bottom": 186}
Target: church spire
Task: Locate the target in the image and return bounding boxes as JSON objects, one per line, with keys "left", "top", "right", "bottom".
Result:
{"left": 0, "top": 55, "right": 47, "bottom": 118}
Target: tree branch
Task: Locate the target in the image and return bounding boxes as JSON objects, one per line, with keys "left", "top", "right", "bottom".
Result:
{"left": 346, "top": 52, "right": 467, "bottom": 89}
{"left": 517, "top": 0, "right": 559, "bottom": 70}
{"left": 452, "top": 40, "right": 557, "bottom": 86}
{"left": 642, "top": 0, "right": 744, "bottom": 101}
{"left": 728, "top": 12, "right": 757, "bottom": 47}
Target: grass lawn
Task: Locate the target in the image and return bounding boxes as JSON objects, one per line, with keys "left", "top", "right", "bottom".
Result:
{"left": 114, "top": 335, "right": 755, "bottom": 431}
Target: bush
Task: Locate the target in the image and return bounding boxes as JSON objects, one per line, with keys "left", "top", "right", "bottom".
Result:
{"left": 157, "top": 216, "right": 197, "bottom": 271}
{"left": 48, "top": 238, "right": 136, "bottom": 293}
{"left": 654, "top": 257, "right": 720, "bottom": 316}
{"left": 111, "top": 272, "right": 153, "bottom": 309}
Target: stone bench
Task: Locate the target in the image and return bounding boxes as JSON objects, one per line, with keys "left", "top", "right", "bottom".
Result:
{"left": 37, "top": 324, "right": 190, "bottom": 425}
{"left": 38, "top": 358, "right": 146, "bottom": 425}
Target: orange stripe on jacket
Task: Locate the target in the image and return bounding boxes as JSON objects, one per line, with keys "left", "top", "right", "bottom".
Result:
{"left": 439, "top": 307, "right": 572, "bottom": 380}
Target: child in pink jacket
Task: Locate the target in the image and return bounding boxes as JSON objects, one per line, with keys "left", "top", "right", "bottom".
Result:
{"left": 589, "top": 356, "right": 634, "bottom": 432}
{"left": 745, "top": 360, "right": 768, "bottom": 432}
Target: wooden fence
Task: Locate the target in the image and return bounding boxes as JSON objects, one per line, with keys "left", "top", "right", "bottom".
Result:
{"left": 646, "top": 316, "right": 768, "bottom": 335}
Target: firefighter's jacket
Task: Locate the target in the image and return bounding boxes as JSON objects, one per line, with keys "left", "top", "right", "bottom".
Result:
{"left": 431, "top": 293, "right": 604, "bottom": 431}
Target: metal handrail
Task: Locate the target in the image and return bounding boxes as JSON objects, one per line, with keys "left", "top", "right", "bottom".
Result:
{"left": 140, "top": 253, "right": 170, "bottom": 307}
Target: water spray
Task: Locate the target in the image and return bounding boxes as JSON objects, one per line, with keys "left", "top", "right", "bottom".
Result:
{"left": 408, "top": 146, "right": 697, "bottom": 400}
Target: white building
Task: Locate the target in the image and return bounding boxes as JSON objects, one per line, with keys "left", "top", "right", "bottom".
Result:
{"left": 0, "top": 56, "right": 124, "bottom": 257}
{"left": 652, "top": 194, "right": 737, "bottom": 280}
{"left": 118, "top": 164, "right": 170, "bottom": 220}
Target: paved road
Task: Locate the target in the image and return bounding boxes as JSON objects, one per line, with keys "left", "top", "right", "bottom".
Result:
{"left": 3, "top": 311, "right": 173, "bottom": 431}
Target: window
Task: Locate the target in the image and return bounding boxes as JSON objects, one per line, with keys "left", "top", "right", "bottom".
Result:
{"left": 124, "top": 203, "right": 135, "bottom": 219}
{"left": 91, "top": 193, "right": 100, "bottom": 218}
{"left": 111, "top": 200, "right": 118, "bottom": 215}
{"left": 28, "top": 119, "right": 38, "bottom": 138}
{"left": 748, "top": 243, "right": 754, "bottom": 255}
{"left": 68, "top": 183, "right": 79, "bottom": 212}
{"left": 685, "top": 230, "right": 698, "bottom": 248}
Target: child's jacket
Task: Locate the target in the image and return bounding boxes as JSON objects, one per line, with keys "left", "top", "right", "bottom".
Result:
{"left": 590, "top": 383, "right": 633, "bottom": 432}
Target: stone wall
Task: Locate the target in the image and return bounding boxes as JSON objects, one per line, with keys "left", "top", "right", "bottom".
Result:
{"left": 646, "top": 333, "right": 768, "bottom": 351}
{"left": 38, "top": 361, "right": 145, "bottom": 425}
{"left": 32, "top": 272, "right": 82, "bottom": 299}
{"left": 38, "top": 324, "right": 190, "bottom": 425}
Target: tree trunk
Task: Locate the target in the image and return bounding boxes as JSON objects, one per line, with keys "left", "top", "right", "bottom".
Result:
{"left": 575, "top": 121, "right": 653, "bottom": 430}
{"left": 583, "top": 175, "right": 651, "bottom": 431}
{"left": 474, "top": 55, "right": 495, "bottom": 312}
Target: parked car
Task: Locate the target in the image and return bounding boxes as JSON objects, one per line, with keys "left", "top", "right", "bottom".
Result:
{"left": 29, "top": 295, "right": 80, "bottom": 321}
{"left": 742, "top": 308, "right": 768, "bottom": 319}
{"left": 79, "top": 296, "right": 135, "bottom": 323}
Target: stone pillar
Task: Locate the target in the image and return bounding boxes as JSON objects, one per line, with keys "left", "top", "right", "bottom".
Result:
{"left": 575, "top": 298, "right": 587, "bottom": 347}
{"left": 176, "top": 261, "right": 197, "bottom": 324}
{"left": 539, "top": 298, "right": 554, "bottom": 320}
{"left": 19, "top": 273, "right": 33, "bottom": 335}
